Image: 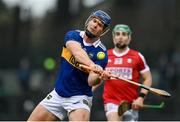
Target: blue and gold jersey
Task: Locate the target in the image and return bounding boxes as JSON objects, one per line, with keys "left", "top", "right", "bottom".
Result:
{"left": 55, "top": 30, "right": 108, "bottom": 97}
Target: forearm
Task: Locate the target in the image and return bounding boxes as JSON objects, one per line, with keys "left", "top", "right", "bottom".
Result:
{"left": 140, "top": 71, "right": 152, "bottom": 95}
{"left": 73, "top": 49, "right": 94, "bottom": 66}
{"left": 66, "top": 41, "right": 94, "bottom": 66}
{"left": 140, "top": 80, "right": 152, "bottom": 95}
{"left": 88, "top": 71, "right": 101, "bottom": 86}
{"left": 133, "top": 77, "right": 152, "bottom": 109}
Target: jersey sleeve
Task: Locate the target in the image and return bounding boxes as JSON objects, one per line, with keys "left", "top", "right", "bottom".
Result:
{"left": 64, "top": 30, "right": 80, "bottom": 44}
{"left": 138, "top": 52, "right": 150, "bottom": 74}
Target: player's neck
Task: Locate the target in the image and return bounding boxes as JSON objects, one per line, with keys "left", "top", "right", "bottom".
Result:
{"left": 114, "top": 47, "right": 128, "bottom": 54}
{"left": 84, "top": 33, "right": 99, "bottom": 43}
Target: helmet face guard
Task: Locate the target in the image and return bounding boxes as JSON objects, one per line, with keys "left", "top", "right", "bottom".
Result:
{"left": 85, "top": 10, "right": 111, "bottom": 38}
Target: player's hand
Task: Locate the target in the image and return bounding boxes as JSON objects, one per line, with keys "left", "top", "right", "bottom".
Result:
{"left": 90, "top": 64, "right": 103, "bottom": 74}
{"left": 132, "top": 97, "right": 144, "bottom": 110}
{"left": 99, "top": 70, "right": 111, "bottom": 80}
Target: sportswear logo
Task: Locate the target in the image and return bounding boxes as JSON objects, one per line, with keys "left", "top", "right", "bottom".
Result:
{"left": 47, "top": 94, "right": 52, "bottom": 100}
{"left": 83, "top": 99, "right": 89, "bottom": 107}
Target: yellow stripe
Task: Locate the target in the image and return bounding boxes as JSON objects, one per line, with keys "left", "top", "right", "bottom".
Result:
{"left": 61, "top": 47, "right": 89, "bottom": 73}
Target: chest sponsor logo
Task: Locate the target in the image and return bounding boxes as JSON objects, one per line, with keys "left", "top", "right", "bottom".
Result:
{"left": 69, "top": 55, "right": 80, "bottom": 67}
{"left": 106, "top": 67, "right": 132, "bottom": 79}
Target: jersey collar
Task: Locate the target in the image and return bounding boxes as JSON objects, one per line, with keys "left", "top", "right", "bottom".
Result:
{"left": 113, "top": 47, "right": 130, "bottom": 57}
{"left": 80, "top": 31, "right": 101, "bottom": 47}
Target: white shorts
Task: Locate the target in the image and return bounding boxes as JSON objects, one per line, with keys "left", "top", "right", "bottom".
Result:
{"left": 104, "top": 103, "right": 139, "bottom": 121}
{"left": 40, "top": 89, "right": 93, "bottom": 120}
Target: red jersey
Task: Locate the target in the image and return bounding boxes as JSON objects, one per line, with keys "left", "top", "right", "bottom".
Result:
{"left": 103, "top": 48, "right": 150, "bottom": 105}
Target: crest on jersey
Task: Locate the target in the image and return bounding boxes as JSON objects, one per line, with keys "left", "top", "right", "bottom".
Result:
{"left": 127, "top": 58, "right": 132, "bottom": 63}
{"left": 114, "top": 58, "right": 122, "bottom": 64}
{"left": 88, "top": 53, "right": 93, "bottom": 59}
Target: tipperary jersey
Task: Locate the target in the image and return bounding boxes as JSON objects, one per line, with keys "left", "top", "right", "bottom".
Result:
{"left": 103, "top": 48, "right": 150, "bottom": 104}
{"left": 55, "top": 30, "right": 108, "bottom": 97}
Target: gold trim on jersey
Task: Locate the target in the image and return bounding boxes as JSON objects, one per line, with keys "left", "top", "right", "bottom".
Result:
{"left": 61, "top": 47, "right": 89, "bottom": 73}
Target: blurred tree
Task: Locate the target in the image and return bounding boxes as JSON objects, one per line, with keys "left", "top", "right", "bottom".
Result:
{"left": 175, "top": 0, "right": 180, "bottom": 51}
{"left": 0, "top": 0, "right": 11, "bottom": 47}
{"left": 12, "top": 6, "right": 20, "bottom": 49}
{"left": 0, "top": 0, "right": 6, "bottom": 12}
{"left": 56, "top": 0, "right": 70, "bottom": 23}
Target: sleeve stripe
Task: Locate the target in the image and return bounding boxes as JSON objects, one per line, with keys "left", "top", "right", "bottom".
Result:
{"left": 99, "top": 43, "right": 106, "bottom": 51}
{"left": 138, "top": 52, "right": 150, "bottom": 73}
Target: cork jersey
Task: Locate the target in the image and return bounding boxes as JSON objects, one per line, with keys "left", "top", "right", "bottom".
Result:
{"left": 55, "top": 30, "right": 108, "bottom": 97}
{"left": 103, "top": 48, "right": 150, "bottom": 104}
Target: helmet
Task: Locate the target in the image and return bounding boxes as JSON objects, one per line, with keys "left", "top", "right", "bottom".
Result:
{"left": 85, "top": 10, "right": 111, "bottom": 38}
{"left": 113, "top": 24, "right": 132, "bottom": 35}
{"left": 85, "top": 10, "right": 111, "bottom": 29}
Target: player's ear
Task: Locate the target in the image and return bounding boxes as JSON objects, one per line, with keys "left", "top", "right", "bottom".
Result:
{"left": 128, "top": 35, "right": 132, "bottom": 43}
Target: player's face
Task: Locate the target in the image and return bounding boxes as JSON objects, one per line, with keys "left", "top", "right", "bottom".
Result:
{"left": 86, "top": 17, "right": 104, "bottom": 37}
{"left": 113, "top": 31, "right": 131, "bottom": 49}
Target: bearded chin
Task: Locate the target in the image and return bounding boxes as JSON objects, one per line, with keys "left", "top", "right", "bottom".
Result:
{"left": 115, "top": 43, "right": 127, "bottom": 49}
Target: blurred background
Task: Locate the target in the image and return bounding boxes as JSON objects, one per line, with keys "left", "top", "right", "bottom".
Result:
{"left": 0, "top": 0, "right": 180, "bottom": 120}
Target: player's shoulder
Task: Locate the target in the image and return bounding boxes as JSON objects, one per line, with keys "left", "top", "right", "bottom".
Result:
{"left": 107, "top": 49, "right": 115, "bottom": 57}
{"left": 129, "top": 48, "right": 140, "bottom": 55}
{"left": 64, "top": 30, "right": 83, "bottom": 42}
{"left": 98, "top": 42, "right": 107, "bottom": 51}
{"left": 107, "top": 48, "right": 113, "bottom": 54}
{"left": 129, "top": 49, "right": 146, "bottom": 59}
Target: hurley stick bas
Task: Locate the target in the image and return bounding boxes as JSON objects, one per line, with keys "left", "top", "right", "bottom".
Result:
{"left": 118, "top": 100, "right": 165, "bottom": 116}
{"left": 79, "top": 64, "right": 171, "bottom": 97}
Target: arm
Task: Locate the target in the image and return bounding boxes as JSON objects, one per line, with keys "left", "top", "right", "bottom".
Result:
{"left": 66, "top": 40, "right": 94, "bottom": 66}
{"left": 66, "top": 40, "right": 105, "bottom": 86}
{"left": 139, "top": 70, "right": 152, "bottom": 95}
{"left": 88, "top": 68, "right": 110, "bottom": 87}
{"left": 91, "top": 70, "right": 110, "bottom": 91}
{"left": 88, "top": 71, "right": 101, "bottom": 86}
{"left": 88, "top": 66, "right": 110, "bottom": 88}
{"left": 132, "top": 70, "right": 152, "bottom": 109}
